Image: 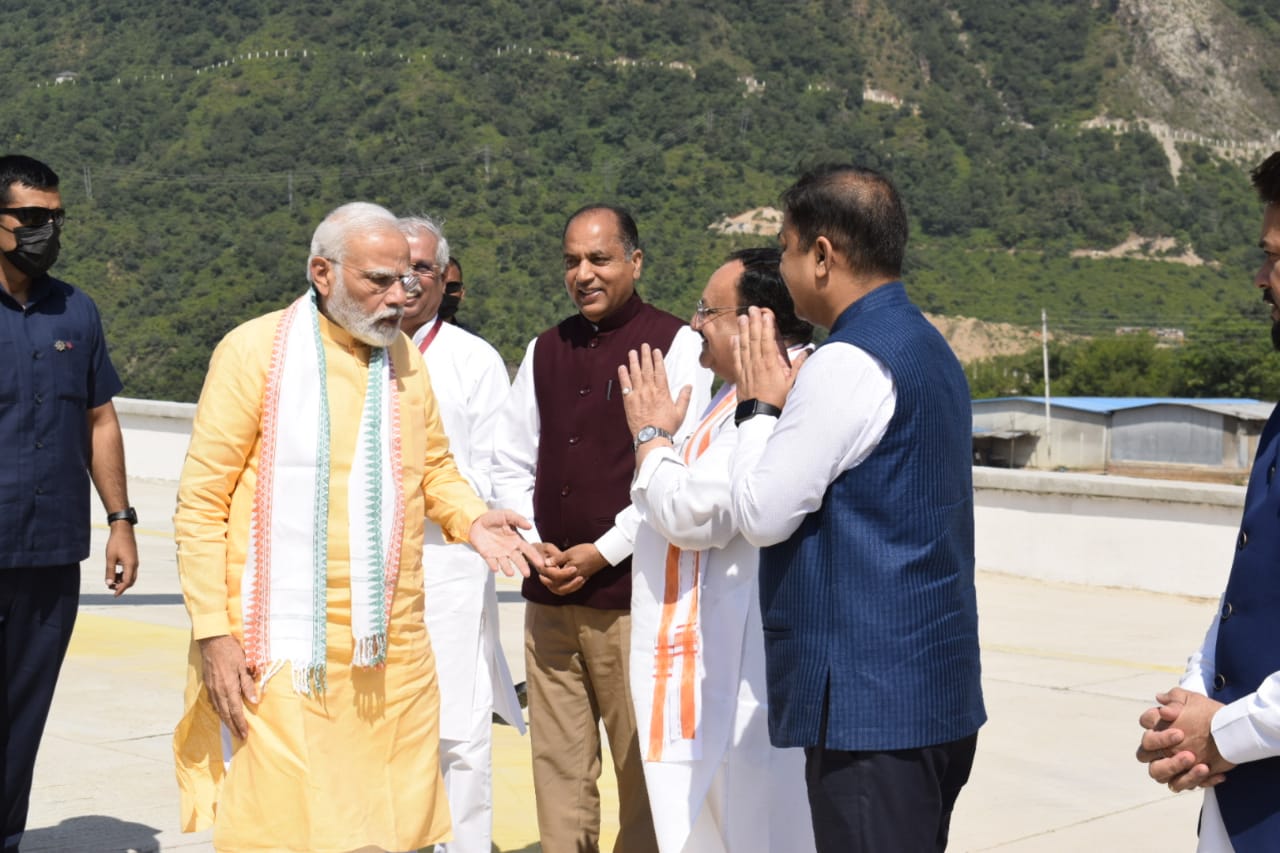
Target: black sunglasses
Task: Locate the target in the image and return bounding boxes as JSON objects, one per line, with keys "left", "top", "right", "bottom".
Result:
{"left": 444, "top": 281, "right": 464, "bottom": 295}
{"left": 0, "top": 207, "right": 66, "bottom": 228}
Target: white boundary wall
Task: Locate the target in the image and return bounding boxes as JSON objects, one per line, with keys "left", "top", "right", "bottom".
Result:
{"left": 115, "top": 397, "right": 197, "bottom": 483}
{"left": 113, "top": 399, "right": 1246, "bottom": 599}
{"left": 974, "top": 468, "right": 1242, "bottom": 599}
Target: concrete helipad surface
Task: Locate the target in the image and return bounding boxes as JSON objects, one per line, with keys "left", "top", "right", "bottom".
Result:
{"left": 22, "top": 477, "right": 1214, "bottom": 851}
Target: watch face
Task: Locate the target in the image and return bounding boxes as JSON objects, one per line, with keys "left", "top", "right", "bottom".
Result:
{"left": 638, "top": 426, "right": 657, "bottom": 442}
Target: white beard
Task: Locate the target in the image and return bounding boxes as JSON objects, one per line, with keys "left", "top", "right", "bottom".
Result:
{"left": 325, "top": 276, "right": 403, "bottom": 347}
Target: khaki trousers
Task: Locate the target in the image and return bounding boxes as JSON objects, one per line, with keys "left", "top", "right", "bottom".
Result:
{"left": 524, "top": 602, "right": 657, "bottom": 853}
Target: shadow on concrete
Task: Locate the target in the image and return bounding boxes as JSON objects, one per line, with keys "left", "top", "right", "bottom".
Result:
{"left": 79, "top": 594, "right": 185, "bottom": 606}
{"left": 20, "top": 815, "right": 162, "bottom": 852}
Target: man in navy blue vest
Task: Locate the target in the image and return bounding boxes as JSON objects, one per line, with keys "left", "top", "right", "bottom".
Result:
{"left": 1137, "top": 151, "right": 1280, "bottom": 853}
{"left": 728, "top": 164, "right": 986, "bottom": 852}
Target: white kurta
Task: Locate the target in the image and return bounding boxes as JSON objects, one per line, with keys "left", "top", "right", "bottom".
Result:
{"left": 629, "top": 385, "right": 814, "bottom": 853}
{"left": 413, "top": 319, "right": 525, "bottom": 853}
{"left": 730, "top": 342, "right": 895, "bottom": 548}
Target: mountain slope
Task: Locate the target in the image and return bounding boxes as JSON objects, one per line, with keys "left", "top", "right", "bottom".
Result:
{"left": 0, "top": 0, "right": 1276, "bottom": 400}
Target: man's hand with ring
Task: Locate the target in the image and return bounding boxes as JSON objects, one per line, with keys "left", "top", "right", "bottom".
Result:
{"left": 617, "top": 344, "right": 688, "bottom": 451}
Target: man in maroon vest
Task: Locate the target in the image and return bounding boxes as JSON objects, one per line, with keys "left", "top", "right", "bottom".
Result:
{"left": 491, "top": 204, "right": 711, "bottom": 852}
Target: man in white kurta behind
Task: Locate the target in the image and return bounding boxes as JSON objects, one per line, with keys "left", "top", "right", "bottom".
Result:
{"left": 616, "top": 248, "right": 816, "bottom": 853}
{"left": 398, "top": 215, "right": 526, "bottom": 853}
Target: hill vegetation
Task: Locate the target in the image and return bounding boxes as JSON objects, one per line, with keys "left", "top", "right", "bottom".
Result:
{"left": 4, "top": 0, "right": 1280, "bottom": 401}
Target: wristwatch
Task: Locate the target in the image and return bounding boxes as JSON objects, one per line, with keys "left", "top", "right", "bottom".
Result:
{"left": 106, "top": 507, "right": 138, "bottom": 526}
{"left": 734, "top": 399, "right": 783, "bottom": 427}
{"left": 633, "top": 425, "right": 673, "bottom": 451}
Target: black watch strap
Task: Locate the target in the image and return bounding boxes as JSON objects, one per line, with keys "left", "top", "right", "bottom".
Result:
{"left": 106, "top": 507, "right": 138, "bottom": 525}
{"left": 734, "top": 398, "right": 783, "bottom": 427}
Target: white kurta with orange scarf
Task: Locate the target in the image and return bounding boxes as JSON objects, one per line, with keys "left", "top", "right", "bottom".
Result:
{"left": 628, "top": 385, "right": 814, "bottom": 853}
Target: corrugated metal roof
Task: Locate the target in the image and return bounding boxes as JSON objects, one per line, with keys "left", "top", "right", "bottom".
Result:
{"left": 1177, "top": 401, "right": 1276, "bottom": 421}
{"left": 973, "top": 396, "right": 1272, "bottom": 418}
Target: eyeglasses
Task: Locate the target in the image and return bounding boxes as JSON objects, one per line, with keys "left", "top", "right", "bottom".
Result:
{"left": 0, "top": 207, "right": 66, "bottom": 228}
{"left": 326, "top": 259, "right": 419, "bottom": 293}
{"left": 444, "top": 281, "right": 463, "bottom": 295}
{"left": 410, "top": 261, "right": 437, "bottom": 279}
{"left": 693, "top": 298, "right": 747, "bottom": 324}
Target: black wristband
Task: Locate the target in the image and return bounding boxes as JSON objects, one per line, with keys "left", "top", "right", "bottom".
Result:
{"left": 106, "top": 507, "right": 138, "bottom": 525}
{"left": 734, "top": 399, "right": 783, "bottom": 427}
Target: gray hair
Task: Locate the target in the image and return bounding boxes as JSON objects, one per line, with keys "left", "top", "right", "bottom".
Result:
{"left": 397, "top": 214, "right": 450, "bottom": 272}
{"left": 307, "top": 202, "right": 399, "bottom": 283}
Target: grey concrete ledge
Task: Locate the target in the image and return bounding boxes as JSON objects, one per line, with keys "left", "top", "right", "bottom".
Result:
{"left": 115, "top": 396, "right": 197, "bottom": 420}
{"left": 973, "top": 466, "right": 1245, "bottom": 508}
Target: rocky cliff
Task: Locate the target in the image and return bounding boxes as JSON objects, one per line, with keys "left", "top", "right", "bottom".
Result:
{"left": 1112, "top": 0, "right": 1280, "bottom": 139}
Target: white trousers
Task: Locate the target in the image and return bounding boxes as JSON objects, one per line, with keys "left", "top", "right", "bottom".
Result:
{"left": 434, "top": 623, "right": 495, "bottom": 853}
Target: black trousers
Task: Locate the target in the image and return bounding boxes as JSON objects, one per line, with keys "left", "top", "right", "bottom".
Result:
{"left": 0, "top": 564, "right": 79, "bottom": 852}
{"left": 804, "top": 689, "right": 978, "bottom": 853}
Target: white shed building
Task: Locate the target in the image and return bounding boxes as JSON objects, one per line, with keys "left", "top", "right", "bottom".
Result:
{"left": 971, "top": 397, "right": 1274, "bottom": 471}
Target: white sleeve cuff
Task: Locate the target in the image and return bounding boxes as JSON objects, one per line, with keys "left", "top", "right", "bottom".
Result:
{"left": 632, "top": 445, "right": 679, "bottom": 493}
{"left": 1178, "top": 672, "right": 1210, "bottom": 696}
{"left": 736, "top": 412, "right": 779, "bottom": 439}
{"left": 594, "top": 525, "right": 633, "bottom": 567}
{"left": 1212, "top": 692, "right": 1280, "bottom": 765}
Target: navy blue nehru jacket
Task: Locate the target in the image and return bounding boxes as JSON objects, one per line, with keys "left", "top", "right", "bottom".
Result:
{"left": 0, "top": 274, "right": 123, "bottom": 569}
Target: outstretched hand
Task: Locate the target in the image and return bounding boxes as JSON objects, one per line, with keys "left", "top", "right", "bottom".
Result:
{"left": 468, "top": 509, "right": 549, "bottom": 578}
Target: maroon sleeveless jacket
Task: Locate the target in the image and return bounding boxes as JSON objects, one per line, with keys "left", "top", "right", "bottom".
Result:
{"left": 526, "top": 293, "right": 683, "bottom": 609}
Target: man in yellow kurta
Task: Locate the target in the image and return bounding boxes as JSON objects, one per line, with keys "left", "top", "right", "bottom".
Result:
{"left": 172, "top": 202, "right": 543, "bottom": 853}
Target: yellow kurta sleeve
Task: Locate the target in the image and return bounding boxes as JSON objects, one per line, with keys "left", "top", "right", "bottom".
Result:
{"left": 173, "top": 314, "right": 275, "bottom": 640}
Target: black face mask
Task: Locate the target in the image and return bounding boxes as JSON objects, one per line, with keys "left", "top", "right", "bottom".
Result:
{"left": 3, "top": 221, "right": 60, "bottom": 277}
{"left": 438, "top": 293, "right": 461, "bottom": 320}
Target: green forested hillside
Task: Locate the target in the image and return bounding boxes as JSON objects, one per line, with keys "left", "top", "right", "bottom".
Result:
{"left": 3, "top": 0, "right": 1278, "bottom": 400}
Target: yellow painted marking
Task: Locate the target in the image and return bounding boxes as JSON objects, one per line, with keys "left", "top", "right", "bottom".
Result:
{"left": 67, "top": 613, "right": 590, "bottom": 852}
{"left": 68, "top": 613, "right": 188, "bottom": 655}
{"left": 66, "top": 613, "right": 190, "bottom": 684}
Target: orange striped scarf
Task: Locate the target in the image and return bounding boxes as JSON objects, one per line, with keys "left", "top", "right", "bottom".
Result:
{"left": 646, "top": 387, "right": 737, "bottom": 761}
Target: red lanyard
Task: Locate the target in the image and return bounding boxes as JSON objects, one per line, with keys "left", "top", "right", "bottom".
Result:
{"left": 416, "top": 316, "right": 445, "bottom": 353}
